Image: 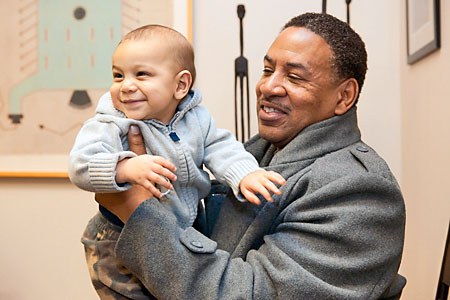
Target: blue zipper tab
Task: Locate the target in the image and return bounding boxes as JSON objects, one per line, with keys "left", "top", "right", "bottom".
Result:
{"left": 169, "top": 131, "right": 180, "bottom": 142}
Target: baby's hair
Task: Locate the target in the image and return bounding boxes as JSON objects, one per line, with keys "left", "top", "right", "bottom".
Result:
{"left": 121, "top": 24, "right": 196, "bottom": 88}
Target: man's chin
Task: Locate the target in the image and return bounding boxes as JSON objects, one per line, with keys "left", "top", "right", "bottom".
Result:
{"left": 258, "top": 127, "right": 279, "bottom": 143}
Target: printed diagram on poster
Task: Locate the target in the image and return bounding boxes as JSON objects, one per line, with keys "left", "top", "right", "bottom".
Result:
{"left": 0, "top": 0, "right": 191, "bottom": 177}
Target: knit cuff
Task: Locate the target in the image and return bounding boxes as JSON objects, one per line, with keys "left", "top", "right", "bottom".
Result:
{"left": 222, "top": 160, "right": 260, "bottom": 201}
{"left": 88, "top": 153, "right": 135, "bottom": 192}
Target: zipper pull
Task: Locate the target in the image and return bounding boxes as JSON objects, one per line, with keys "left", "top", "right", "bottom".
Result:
{"left": 169, "top": 131, "right": 180, "bottom": 142}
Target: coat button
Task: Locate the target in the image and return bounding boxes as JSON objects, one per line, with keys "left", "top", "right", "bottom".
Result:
{"left": 190, "top": 241, "right": 203, "bottom": 248}
{"left": 356, "top": 146, "right": 369, "bottom": 152}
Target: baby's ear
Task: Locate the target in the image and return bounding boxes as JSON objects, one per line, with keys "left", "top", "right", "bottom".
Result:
{"left": 174, "top": 70, "right": 192, "bottom": 100}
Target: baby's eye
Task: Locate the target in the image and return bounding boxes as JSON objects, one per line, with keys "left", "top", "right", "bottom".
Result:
{"left": 136, "top": 71, "right": 150, "bottom": 77}
{"left": 112, "top": 72, "right": 123, "bottom": 80}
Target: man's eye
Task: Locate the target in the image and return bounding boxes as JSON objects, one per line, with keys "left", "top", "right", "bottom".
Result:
{"left": 262, "top": 68, "right": 273, "bottom": 75}
{"left": 288, "top": 74, "right": 303, "bottom": 81}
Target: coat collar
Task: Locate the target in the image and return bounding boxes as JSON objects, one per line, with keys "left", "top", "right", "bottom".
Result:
{"left": 245, "top": 107, "right": 361, "bottom": 168}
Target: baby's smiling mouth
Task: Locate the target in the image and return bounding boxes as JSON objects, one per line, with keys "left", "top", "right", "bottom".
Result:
{"left": 121, "top": 99, "right": 145, "bottom": 103}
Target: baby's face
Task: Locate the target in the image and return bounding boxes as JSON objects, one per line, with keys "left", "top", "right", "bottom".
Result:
{"left": 110, "top": 39, "right": 181, "bottom": 123}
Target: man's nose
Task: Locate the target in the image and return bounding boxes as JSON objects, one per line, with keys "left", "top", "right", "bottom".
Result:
{"left": 259, "top": 73, "right": 286, "bottom": 96}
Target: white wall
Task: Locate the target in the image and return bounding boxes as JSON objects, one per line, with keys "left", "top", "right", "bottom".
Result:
{"left": 0, "top": 179, "right": 98, "bottom": 300}
{"left": 399, "top": 0, "right": 450, "bottom": 299}
{"left": 193, "top": 0, "right": 402, "bottom": 181}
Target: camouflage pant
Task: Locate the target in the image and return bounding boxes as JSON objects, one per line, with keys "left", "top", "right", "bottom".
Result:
{"left": 81, "top": 212, "right": 155, "bottom": 299}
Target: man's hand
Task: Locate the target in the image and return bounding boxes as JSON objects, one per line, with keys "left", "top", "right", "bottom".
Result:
{"left": 95, "top": 125, "right": 151, "bottom": 223}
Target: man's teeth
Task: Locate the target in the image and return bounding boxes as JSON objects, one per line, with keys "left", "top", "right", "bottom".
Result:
{"left": 263, "top": 106, "right": 276, "bottom": 113}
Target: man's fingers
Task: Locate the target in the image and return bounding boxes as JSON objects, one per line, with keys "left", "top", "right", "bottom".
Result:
{"left": 128, "top": 125, "right": 147, "bottom": 155}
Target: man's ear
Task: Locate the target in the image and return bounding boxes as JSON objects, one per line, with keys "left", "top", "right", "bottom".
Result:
{"left": 334, "top": 78, "right": 359, "bottom": 115}
{"left": 174, "top": 70, "right": 192, "bottom": 100}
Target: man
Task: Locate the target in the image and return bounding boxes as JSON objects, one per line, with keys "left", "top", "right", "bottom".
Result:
{"left": 94, "top": 13, "right": 406, "bottom": 299}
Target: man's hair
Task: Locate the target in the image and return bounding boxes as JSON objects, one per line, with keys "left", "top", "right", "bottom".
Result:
{"left": 283, "top": 13, "right": 367, "bottom": 102}
{"left": 121, "top": 24, "right": 196, "bottom": 88}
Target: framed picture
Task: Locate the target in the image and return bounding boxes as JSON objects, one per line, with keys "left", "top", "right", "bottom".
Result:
{"left": 0, "top": 0, "right": 192, "bottom": 178}
{"left": 406, "top": 0, "right": 440, "bottom": 64}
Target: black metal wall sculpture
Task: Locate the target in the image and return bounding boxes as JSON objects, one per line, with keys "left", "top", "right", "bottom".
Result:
{"left": 234, "top": 4, "right": 250, "bottom": 142}
{"left": 345, "top": 0, "right": 352, "bottom": 25}
{"left": 322, "top": 0, "right": 352, "bottom": 25}
{"left": 322, "top": 0, "right": 327, "bottom": 13}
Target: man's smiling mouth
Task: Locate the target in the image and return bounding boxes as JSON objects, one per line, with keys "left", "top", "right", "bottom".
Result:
{"left": 262, "top": 106, "right": 279, "bottom": 113}
{"left": 259, "top": 99, "right": 290, "bottom": 114}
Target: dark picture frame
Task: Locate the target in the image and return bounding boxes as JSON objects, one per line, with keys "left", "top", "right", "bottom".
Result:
{"left": 406, "top": 0, "right": 440, "bottom": 64}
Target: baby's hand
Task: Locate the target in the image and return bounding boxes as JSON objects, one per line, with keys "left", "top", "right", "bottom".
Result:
{"left": 116, "top": 155, "right": 177, "bottom": 198}
{"left": 239, "top": 170, "right": 286, "bottom": 205}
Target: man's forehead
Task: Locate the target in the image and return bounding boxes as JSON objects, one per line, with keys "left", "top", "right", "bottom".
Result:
{"left": 273, "top": 27, "right": 329, "bottom": 51}
{"left": 265, "top": 27, "right": 331, "bottom": 67}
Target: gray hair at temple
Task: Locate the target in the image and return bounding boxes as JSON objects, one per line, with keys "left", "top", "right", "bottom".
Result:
{"left": 283, "top": 13, "right": 367, "bottom": 103}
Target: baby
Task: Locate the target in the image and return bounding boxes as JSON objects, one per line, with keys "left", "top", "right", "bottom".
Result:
{"left": 69, "top": 24, "right": 285, "bottom": 298}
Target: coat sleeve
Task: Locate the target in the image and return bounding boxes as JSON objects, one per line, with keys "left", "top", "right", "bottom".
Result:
{"left": 115, "top": 168, "right": 405, "bottom": 300}
{"left": 196, "top": 106, "right": 260, "bottom": 196}
{"left": 68, "top": 117, "right": 137, "bottom": 193}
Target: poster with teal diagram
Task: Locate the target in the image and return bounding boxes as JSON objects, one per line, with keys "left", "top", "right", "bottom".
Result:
{"left": 0, "top": 0, "right": 191, "bottom": 174}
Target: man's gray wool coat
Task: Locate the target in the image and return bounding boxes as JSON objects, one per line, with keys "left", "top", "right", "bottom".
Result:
{"left": 116, "top": 107, "right": 406, "bottom": 300}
